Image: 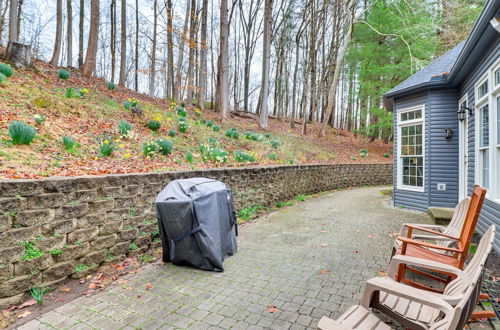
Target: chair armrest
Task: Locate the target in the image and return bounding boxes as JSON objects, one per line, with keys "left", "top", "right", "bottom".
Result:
{"left": 388, "top": 254, "right": 463, "bottom": 278}
{"left": 361, "top": 277, "right": 454, "bottom": 313}
{"left": 404, "top": 223, "right": 446, "bottom": 231}
{"left": 317, "top": 316, "right": 354, "bottom": 330}
{"left": 397, "top": 236, "right": 462, "bottom": 253}
{"left": 404, "top": 224, "right": 459, "bottom": 240}
{"left": 411, "top": 234, "right": 456, "bottom": 241}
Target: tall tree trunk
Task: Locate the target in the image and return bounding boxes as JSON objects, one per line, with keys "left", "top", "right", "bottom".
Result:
{"left": 0, "top": 0, "right": 10, "bottom": 47}
{"left": 119, "top": 0, "right": 127, "bottom": 86}
{"left": 6, "top": 0, "right": 18, "bottom": 58}
{"left": 308, "top": 0, "right": 317, "bottom": 123}
{"left": 175, "top": 0, "right": 191, "bottom": 100}
{"left": 134, "top": 0, "right": 139, "bottom": 91}
{"left": 66, "top": 0, "right": 73, "bottom": 67}
{"left": 110, "top": 0, "right": 116, "bottom": 80}
{"left": 82, "top": 0, "right": 99, "bottom": 77}
{"left": 186, "top": 0, "right": 197, "bottom": 104}
{"left": 165, "top": 0, "right": 174, "bottom": 98}
{"left": 15, "top": 0, "right": 21, "bottom": 39}
{"left": 216, "top": 0, "right": 230, "bottom": 120}
{"left": 49, "top": 0, "right": 61, "bottom": 66}
{"left": 259, "top": 0, "right": 272, "bottom": 129}
{"left": 319, "top": 1, "right": 355, "bottom": 137}
{"left": 148, "top": 0, "right": 158, "bottom": 97}
{"left": 198, "top": 0, "right": 208, "bottom": 108}
{"left": 78, "top": 0, "right": 84, "bottom": 68}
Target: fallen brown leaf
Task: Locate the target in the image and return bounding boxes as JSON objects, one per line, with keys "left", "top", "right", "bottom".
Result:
{"left": 123, "top": 286, "right": 133, "bottom": 291}
{"left": 137, "top": 295, "right": 142, "bottom": 299}
{"left": 145, "top": 283, "right": 153, "bottom": 290}
{"left": 379, "top": 271, "right": 387, "bottom": 276}
{"left": 88, "top": 283, "right": 97, "bottom": 290}
{"left": 79, "top": 279, "right": 86, "bottom": 284}
{"left": 320, "top": 269, "right": 330, "bottom": 274}
{"left": 320, "top": 230, "right": 327, "bottom": 234}
{"left": 59, "top": 286, "right": 71, "bottom": 292}
{"left": 80, "top": 290, "right": 95, "bottom": 295}
{"left": 17, "top": 310, "right": 32, "bottom": 319}
{"left": 368, "top": 234, "right": 376, "bottom": 238}
{"left": 352, "top": 250, "right": 359, "bottom": 253}
{"left": 118, "top": 280, "right": 129, "bottom": 285}
{"left": 267, "top": 305, "right": 279, "bottom": 313}
{"left": 320, "top": 243, "right": 328, "bottom": 248}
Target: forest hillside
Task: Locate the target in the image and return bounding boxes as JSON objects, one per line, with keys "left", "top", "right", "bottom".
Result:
{"left": 0, "top": 59, "right": 392, "bottom": 179}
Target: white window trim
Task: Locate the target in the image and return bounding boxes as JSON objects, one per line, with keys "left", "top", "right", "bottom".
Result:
{"left": 458, "top": 94, "right": 469, "bottom": 200}
{"left": 474, "top": 58, "right": 500, "bottom": 203}
{"left": 397, "top": 105, "right": 425, "bottom": 192}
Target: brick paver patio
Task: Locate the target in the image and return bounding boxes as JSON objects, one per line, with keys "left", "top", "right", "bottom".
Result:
{"left": 17, "top": 187, "right": 441, "bottom": 329}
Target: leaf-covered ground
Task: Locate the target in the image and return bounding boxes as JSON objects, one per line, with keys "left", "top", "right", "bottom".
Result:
{"left": 0, "top": 60, "right": 392, "bottom": 179}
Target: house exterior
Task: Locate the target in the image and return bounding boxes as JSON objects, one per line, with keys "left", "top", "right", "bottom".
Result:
{"left": 385, "top": 0, "right": 500, "bottom": 252}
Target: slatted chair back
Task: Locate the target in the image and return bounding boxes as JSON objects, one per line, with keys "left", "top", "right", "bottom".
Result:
{"left": 444, "top": 225, "right": 495, "bottom": 297}
{"left": 457, "top": 185, "right": 487, "bottom": 268}
{"left": 440, "top": 197, "right": 470, "bottom": 247}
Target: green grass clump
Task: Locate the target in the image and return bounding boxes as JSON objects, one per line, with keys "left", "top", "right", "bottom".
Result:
{"left": 65, "top": 87, "right": 75, "bottom": 98}
{"left": 21, "top": 241, "right": 44, "bottom": 260}
{"left": 205, "top": 120, "right": 213, "bottom": 127}
{"left": 0, "top": 72, "right": 6, "bottom": 84}
{"left": 30, "top": 285, "right": 47, "bottom": 305}
{"left": 74, "top": 264, "right": 90, "bottom": 272}
{"left": 238, "top": 205, "right": 265, "bottom": 222}
{"left": 9, "top": 121, "right": 36, "bottom": 145}
{"left": 268, "top": 153, "right": 277, "bottom": 160}
{"left": 147, "top": 120, "right": 161, "bottom": 132}
{"left": 234, "top": 150, "right": 255, "bottom": 162}
{"left": 0, "top": 63, "right": 14, "bottom": 77}
{"left": 179, "top": 121, "right": 188, "bottom": 133}
{"left": 123, "top": 101, "right": 132, "bottom": 110}
{"left": 276, "top": 200, "right": 294, "bottom": 208}
{"left": 212, "top": 125, "right": 220, "bottom": 132}
{"left": 244, "top": 131, "right": 263, "bottom": 141}
{"left": 50, "top": 249, "right": 62, "bottom": 256}
{"left": 107, "top": 82, "right": 116, "bottom": 91}
{"left": 225, "top": 128, "right": 239, "bottom": 139}
{"left": 295, "top": 195, "right": 306, "bottom": 202}
{"left": 199, "top": 139, "right": 228, "bottom": 163}
{"left": 270, "top": 139, "right": 280, "bottom": 149}
{"left": 176, "top": 107, "right": 187, "bottom": 117}
{"left": 62, "top": 135, "right": 78, "bottom": 152}
{"left": 130, "top": 243, "right": 138, "bottom": 251}
{"left": 185, "top": 151, "right": 194, "bottom": 163}
{"left": 168, "top": 129, "right": 177, "bottom": 137}
{"left": 33, "top": 114, "right": 46, "bottom": 125}
{"left": 156, "top": 139, "right": 173, "bottom": 155}
{"left": 360, "top": 149, "right": 368, "bottom": 158}
{"left": 118, "top": 120, "right": 132, "bottom": 136}
{"left": 384, "top": 153, "right": 390, "bottom": 158}
{"left": 143, "top": 141, "right": 158, "bottom": 158}
{"left": 97, "top": 137, "right": 116, "bottom": 157}
{"left": 58, "top": 69, "right": 70, "bottom": 80}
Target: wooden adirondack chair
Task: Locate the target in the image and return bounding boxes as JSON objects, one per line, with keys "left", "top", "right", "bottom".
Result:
{"left": 393, "top": 196, "right": 470, "bottom": 251}
{"left": 394, "top": 185, "right": 486, "bottom": 292}
{"left": 317, "top": 225, "right": 495, "bottom": 330}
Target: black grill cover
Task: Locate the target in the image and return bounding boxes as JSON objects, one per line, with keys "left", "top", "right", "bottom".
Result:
{"left": 155, "top": 178, "right": 238, "bottom": 271}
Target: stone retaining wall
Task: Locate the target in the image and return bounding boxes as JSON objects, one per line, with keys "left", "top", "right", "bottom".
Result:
{"left": 0, "top": 163, "right": 392, "bottom": 306}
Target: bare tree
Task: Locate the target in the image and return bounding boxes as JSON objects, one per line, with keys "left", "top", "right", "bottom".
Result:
{"left": 175, "top": 0, "right": 191, "bottom": 100}
{"left": 198, "top": 0, "right": 208, "bottom": 108}
{"left": 259, "top": 0, "right": 272, "bottom": 129}
{"left": 6, "top": 0, "right": 18, "bottom": 58}
{"left": 134, "top": 0, "right": 139, "bottom": 90}
{"left": 50, "top": 0, "right": 63, "bottom": 66}
{"left": 165, "top": 0, "right": 174, "bottom": 98}
{"left": 78, "top": 0, "right": 84, "bottom": 68}
{"left": 110, "top": 0, "right": 116, "bottom": 80}
{"left": 148, "top": 0, "right": 158, "bottom": 97}
{"left": 119, "top": 0, "right": 126, "bottom": 86}
{"left": 0, "top": 0, "right": 10, "bottom": 47}
{"left": 186, "top": 0, "right": 197, "bottom": 104}
{"left": 216, "top": 0, "right": 230, "bottom": 120}
{"left": 82, "top": 0, "right": 99, "bottom": 77}
{"left": 66, "top": 0, "right": 73, "bottom": 67}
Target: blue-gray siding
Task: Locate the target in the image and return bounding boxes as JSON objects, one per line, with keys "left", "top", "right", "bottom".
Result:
{"left": 458, "top": 35, "right": 500, "bottom": 253}
{"left": 393, "top": 92, "right": 429, "bottom": 212}
{"left": 428, "top": 89, "right": 459, "bottom": 208}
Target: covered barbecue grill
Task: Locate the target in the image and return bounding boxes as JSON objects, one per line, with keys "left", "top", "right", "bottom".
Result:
{"left": 155, "top": 178, "right": 238, "bottom": 271}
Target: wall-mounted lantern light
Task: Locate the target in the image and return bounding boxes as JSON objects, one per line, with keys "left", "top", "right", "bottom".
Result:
{"left": 457, "top": 105, "right": 473, "bottom": 121}
{"left": 444, "top": 128, "right": 453, "bottom": 139}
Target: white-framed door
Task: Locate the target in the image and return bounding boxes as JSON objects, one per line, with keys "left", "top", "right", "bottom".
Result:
{"left": 458, "top": 95, "right": 469, "bottom": 200}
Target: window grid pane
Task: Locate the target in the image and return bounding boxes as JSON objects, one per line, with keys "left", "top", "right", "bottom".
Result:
{"left": 481, "top": 149, "right": 489, "bottom": 189}
{"left": 495, "top": 68, "right": 500, "bottom": 86}
{"left": 400, "top": 123, "right": 423, "bottom": 188}
{"left": 497, "top": 97, "right": 500, "bottom": 145}
{"left": 400, "top": 110, "right": 422, "bottom": 122}
{"left": 480, "top": 105, "right": 489, "bottom": 147}
{"left": 478, "top": 81, "right": 488, "bottom": 99}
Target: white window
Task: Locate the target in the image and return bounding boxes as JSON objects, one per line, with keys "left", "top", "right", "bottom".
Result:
{"left": 475, "top": 59, "right": 500, "bottom": 202}
{"left": 398, "top": 106, "right": 425, "bottom": 191}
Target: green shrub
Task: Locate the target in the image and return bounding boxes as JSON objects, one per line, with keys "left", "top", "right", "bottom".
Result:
{"left": 199, "top": 139, "right": 228, "bottom": 163}
{"left": 130, "top": 243, "right": 138, "bottom": 251}
{"left": 168, "top": 129, "right": 177, "bottom": 137}
{"left": 384, "top": 153, "right": 390, "bottom": 158}
{"left": 58, "top": 69, "right": 70, "bottom": 80}
{"left": 21, "top": 241, "right": 44, "bottom": 260}
{"left": 65, "top": 87, "right": 74, "bottom": 98}
{"left": 147, "top": 120, "right": 161, "bottom": 131}
{"left": 205, "top": 120, "right": 213, "bottom": 127}
{"left": 270, "top": 139, "right": 280, "bottom": 149}
{"left": 179, "top": 121, "right": 188, "bottom": 133}
{"left": 360, "top": 149, "right": 368, "bottom": 158}
{"left": 97, "top": 137, "right": 116, "bottom": 157}
{"left": 212, "top": 125, "right": 220, "bottom": 132}
{"left": 156, "top": 139, "right": 173, "bottom": 155}
{"left": 289, "top": 159, "right": 295, "bottom": 164}
{"left": 238, "top": 205, "right": 265, "bottom": 222}
{"left": 176, "top": 107, "right": 187, "bottom": 117}
{"left": 50, "top": 249, "right": 62, "bottom": 256}
{"left": 268, "top": 153, "right": 277, "bottom": 160}
{"left": 264, "top": 133, "right": 271, "bottom": 139}
{"left": 123, "top": 101, "right": 132, "bottom": 110}
{"left": 33, "top": 114, "right": 46, "bottom": 125}
{"left": 178, "top": 116, "right": 186, "bottom": 122}
{"left": 234, "top": 150, "right": 255, "bottom": 162}
{"left": 180, "top": 102, "right": 186, "bottom": 107}
{"left": 185, "top": 151, "right": 194, "bottom": 163}
{"left": 118, "top": 120, "right": 132, "bottom": 136}
{"left": 225, "top": 128, "right": 239, "bottom": 139}
{"left": 295, "top": 195, "right": 306, "bottom": 202}
{"left": 62, "top": 135, "right": 78, "bottom": 151}
{"left": 0, "top": 63, "right": 14, "bottom": 77}
{"left": 276, "top": 201, "right": 293, "bottom": 208}
{"left": 9, "top": 121, "right": 36, "bottom": 145}
{"left": 143, "top": 141, "right": 158, "bottom": 158}
{"left": 0, "top": 72, "right": 5, "bottom": 84}
{"left": 107, "top": 82, "right": 116, "bottom": 91}
{"left": 244, "top": 131, "right": 263, "bottom": 141}
{"left": 199, "top": 118, "right": 205, "bottom": 124}
{"left": 74, "top": 264, "right": 90, "bottom": 272}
